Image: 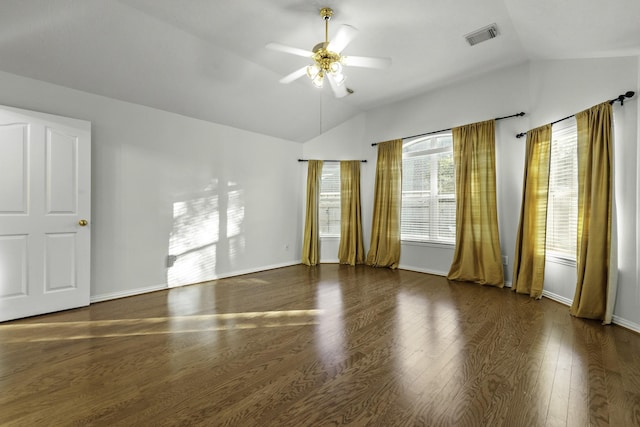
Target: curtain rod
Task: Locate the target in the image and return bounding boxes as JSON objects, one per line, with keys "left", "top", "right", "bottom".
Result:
{"left": 515, "top": 91, "right": 635, "bottom": 138}
{"left": 371, "top": 112, "right": 525, "bottom": 146}
{"left": 298, "top": 159, "right": 367, "bottom": 163}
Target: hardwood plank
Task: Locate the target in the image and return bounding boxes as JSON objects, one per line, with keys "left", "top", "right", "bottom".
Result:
{"left": 1, "top": 264, "right": 639, "bottom": 426}
{"left": 567, "top": 319, "right": 591, "bottom": 427}
{"left": 546, "top": 322, "right": 573, "bottom": 426}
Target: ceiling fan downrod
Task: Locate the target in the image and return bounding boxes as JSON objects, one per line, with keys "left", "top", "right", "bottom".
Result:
{"left": 307, "top": 7, "right": 345, "bottom": 87}
{"left": 320, "top": 7, "right": 333, "bottom": 43}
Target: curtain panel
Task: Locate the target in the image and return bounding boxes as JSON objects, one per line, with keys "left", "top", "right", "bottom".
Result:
{"left": 512, "top": 125, "right": 551, "bottom": 298}
{"left": 571, "top": 102, "right": 616, "bottom": 322}
{"left": 447, "top": 120, "right": 504, "bottom": 287}
{"left": 366, "top": 139, "right": 402, "bottom": 268}
{"left": 338, "top": 161, "right": 365, "bottom": 265}
{"left": 301, "top": 160, "right": 323, "bottom": 266}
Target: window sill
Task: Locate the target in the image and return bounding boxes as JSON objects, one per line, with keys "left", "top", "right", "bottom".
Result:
{"left": 320, "top": 235, "right": 340, "bottom": 240}
{"left": 546, "top": 253, "right": 576, "bottom": 267}
{"left": 401, "top": 239, "right": 455, "bottom": 250}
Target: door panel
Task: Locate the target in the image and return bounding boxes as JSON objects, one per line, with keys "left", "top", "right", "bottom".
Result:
{"left": 46, "top": 127, "right": 78, "bottom": 214}
{"left": 45, "top": 233, "right": 77, "bottom": 292}
{"left": 0, "top": 105, "right": 91, "bottom": 322}
{"left": 0, "top": 235, "right": 28, "bottom": 298}
{"left": 0, "top": 123, "right": 28, "bottom": 213}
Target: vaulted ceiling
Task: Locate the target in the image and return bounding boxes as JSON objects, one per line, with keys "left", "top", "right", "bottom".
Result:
{"left": 1, "top": 0, "right": 639, "bottom": 142}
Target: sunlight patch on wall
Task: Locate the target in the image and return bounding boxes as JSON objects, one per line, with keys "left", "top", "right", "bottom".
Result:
{"left": 167, "top": 180, "right": 246, "bottom": 288}
{"left": 168, "top": 193, "right": 219, "bottom": 287}
{"left": 227, "top": 188, "right": 245, "bottom": 267}
{"left": 227, "top": 189, "right": 244, "bottom": 238}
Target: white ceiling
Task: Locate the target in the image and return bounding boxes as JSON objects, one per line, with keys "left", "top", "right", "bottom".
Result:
{"left": 1, "top": 0, "right": 639, "bottom": 142}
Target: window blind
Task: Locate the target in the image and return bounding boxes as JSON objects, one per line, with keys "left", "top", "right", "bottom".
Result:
{"left": 401, "top": 134, "right": 455, "bottom": 244}
{"left": 319, "top": 163, "right": 341, "bottom": 236}
{"left": 547, "top": 119, "right": 578, "bottom": 259}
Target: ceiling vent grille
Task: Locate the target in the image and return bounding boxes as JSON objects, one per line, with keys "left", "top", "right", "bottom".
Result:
{"left": 465, "top": 24, "right": 499, "bottom": 46}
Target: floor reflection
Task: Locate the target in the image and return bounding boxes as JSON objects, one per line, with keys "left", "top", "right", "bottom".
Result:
{"left": 394, "top": 286, "right": 464, "bottom": 398}
{"left": 314, "top": 281, "right": 346, "bottom": 369}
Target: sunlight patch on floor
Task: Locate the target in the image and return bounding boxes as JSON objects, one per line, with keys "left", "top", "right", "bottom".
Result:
{"left": 0, "top": 309, "right": 324, "bottom": 343}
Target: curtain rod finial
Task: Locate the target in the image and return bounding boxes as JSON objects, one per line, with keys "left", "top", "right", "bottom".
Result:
{"left": 611, "top": 90, "right": 635, "bottom": 105}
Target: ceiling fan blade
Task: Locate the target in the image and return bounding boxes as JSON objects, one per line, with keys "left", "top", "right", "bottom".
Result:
{"left": 279, "top": 67, "right": 308, "bottom": 84}
{"left": 326, "top": 73, "right": 349, "bottom": 98}
{"left": 342, "top": 55, "right": 392, "bottom": 69}
{"left": 266, "top": 42, "right": 313, "bottom": 58}
{"left": 327, "top": 24, "right": 359, "bottom": 53}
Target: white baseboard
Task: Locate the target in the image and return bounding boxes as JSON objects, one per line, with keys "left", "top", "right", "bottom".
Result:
{"left": 207, "top": 261, "right": 302, "bottom": 281}
{"left": 611, "top": 315, "right": 640, "bottom": 334}
{"left": 398, "top": 265, "right": 449, "bottom": 277}
{"left": 321, "top": 259, "right": 340, "bottom": 264}
{"left": 398, "top": 265, "right": 512, "bottom": 290}
{"left": 90, "top": 260, "right": 302, "bottom": 304}
{"left": 91, "top": 283, "right": 167, "bottom": 303}
{"left": 542, "top": 290, "right": 573, "bottom": 306}
{"left": 542, "top": 291, "right": 640, "bottom": 333}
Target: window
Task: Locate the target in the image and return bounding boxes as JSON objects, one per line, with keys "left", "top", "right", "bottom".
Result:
{"left": 546, "top": 119, "right": 578, "bottom": 260}
{"left": 401, "top": 133, "right": 456, "bottom": 243}
{"left": 319, "top": 163, "right": 340, "bottom": 236}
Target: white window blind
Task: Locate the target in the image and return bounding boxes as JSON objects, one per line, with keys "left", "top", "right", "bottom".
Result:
{"left": 401, "top": 133, "right": 456, "bottom": 243}
{"left": 319, "top": 163, "right": 341, "bottom": 236}
{"left": 546, "top": 119, "right": 578, "bottom": 259}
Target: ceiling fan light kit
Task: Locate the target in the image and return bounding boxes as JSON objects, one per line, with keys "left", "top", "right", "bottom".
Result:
{"left": 266, "top": 6, "right": 391, "bottom": 98}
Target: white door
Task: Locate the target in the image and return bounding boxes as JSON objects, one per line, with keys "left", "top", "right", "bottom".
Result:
{"left": 0, "top": 105, "right": 91, "bottom": 322}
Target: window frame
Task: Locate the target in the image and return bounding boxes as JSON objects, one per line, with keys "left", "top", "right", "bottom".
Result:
{"left": 400, "top": 132, "right": 456, "bottom": 245}
{"left": 318, "top": 163, "right": 341, "bottom": 238}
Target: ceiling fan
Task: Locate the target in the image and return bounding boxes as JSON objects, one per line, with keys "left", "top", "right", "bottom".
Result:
{"left": 266, "top": 7, "right": 392, "bottom": 98}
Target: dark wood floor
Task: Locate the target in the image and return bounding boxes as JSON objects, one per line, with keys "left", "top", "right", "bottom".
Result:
{"left": 1, "top": 265, "right": 639, "bottom": 426}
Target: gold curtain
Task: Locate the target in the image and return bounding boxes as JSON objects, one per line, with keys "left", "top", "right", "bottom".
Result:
{"left": 301, "top": 160, "right": 323, "bottom": 266}
{"left": 571, "top": 102, "right": 614, "bottom": 321}
{"left": 338, "top": 161, "right": 365, "bottom": 265}
{"left": 512, "top": 125, "right": 551, "bottom": 298}
{"left": 447, "top": 120, "right": 504, "bottom": 287}
{"left": 366, "top": 139, "right": 402, "bottom": 268}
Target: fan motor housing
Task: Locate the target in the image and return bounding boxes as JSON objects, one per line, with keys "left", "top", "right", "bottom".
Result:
{"left": 311, "top": 42, "right": 341, "bottom": 71}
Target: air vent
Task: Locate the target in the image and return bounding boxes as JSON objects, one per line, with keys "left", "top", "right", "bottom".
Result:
{"left": 464, "top": 24, "right": 499, "bottom": 46}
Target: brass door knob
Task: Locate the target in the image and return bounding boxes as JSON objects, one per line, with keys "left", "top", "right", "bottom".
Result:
{"left": 78, "top": 219, "right": 88, "bottom": 226}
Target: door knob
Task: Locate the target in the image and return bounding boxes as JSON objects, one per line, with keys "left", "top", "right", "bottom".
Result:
{"left": 78, "top": 219, "right": 88, "bottom": 226}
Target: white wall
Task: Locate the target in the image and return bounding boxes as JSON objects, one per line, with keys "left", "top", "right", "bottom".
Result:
{"left": 0, "top": 71, "right": 303, "bottom": 301}
{"left": 303, "top": 57, "right": 640, "bottom": 330}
